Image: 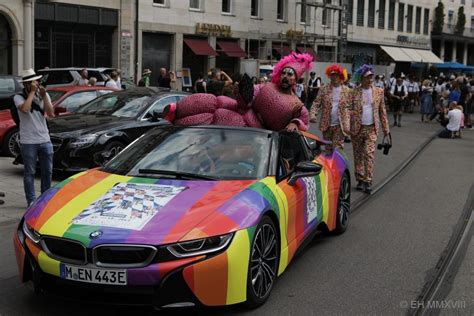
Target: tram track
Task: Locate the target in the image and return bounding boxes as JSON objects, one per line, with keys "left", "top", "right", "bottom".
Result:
{"left": 346, "top": 129, "right": 473, "bottom": 316}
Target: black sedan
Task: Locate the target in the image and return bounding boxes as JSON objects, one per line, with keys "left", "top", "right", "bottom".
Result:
{"left": 47, "top": 87, "right": 189, "bottom": 171}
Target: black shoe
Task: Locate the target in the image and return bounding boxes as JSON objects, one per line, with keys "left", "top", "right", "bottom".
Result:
{"left": 397, "top": 122, "right": 401, "bottom": 127}
{"left": 364, "top": 182, "right": 372, "bottom": 194}
{"left": 356, "top": 181, "right": 364, "bottom": 190}
{"left": 393, "top": 121, "right": 397, "bottom": 127}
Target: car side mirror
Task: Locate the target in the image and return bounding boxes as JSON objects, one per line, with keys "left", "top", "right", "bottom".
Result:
{"left": 287, "top": 161, "right": 322, "bottom": 186}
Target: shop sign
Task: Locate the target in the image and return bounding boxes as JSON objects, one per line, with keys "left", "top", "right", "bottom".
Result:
{"left": 196, "top": 23, "right": 232, "bottom": 37}
{"left": 396, "top": 35, "right": 429, "bottom": 46}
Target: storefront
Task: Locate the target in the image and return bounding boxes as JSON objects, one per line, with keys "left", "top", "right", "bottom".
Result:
{"left": 215, "top": 39, "right": 246, "bottom": 76}
{"left": 34, "top": 2, "right": 117, "bottom": 69}
{"left": 182, "top": 36, "right": 216, "bottom": 86}
{"left": 0, "top": 13, "right": 12, "bottom": 74}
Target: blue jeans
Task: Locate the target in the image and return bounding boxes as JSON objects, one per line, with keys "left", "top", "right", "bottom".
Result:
{"left": 20, "top": 142, "right": 53, "bottom": 206}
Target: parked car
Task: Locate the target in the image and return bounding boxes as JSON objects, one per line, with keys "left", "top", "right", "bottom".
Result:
{"left": 45, "top": 87, "right": 188, "bottom": 171}
{"left": 13, "top": 125, "right": 350, "bottom": 308}
{"left": 0, "top": 76, "right": 22, "bottom": 156}
{"left": 37, "top": 68, "right": 113, "bottom": 88}
{"left": 48, "top": 86, "right": 117, "bottom": 115}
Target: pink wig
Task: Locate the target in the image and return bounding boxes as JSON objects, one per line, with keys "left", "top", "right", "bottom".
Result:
{"left": 271, "top": 53, "right": 314, "bottom": 84}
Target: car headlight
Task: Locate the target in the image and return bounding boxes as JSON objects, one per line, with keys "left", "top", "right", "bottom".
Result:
{"left": 22, "top": 221, "right": 41, "bottom": 244}
{"left": 166, "top": 233, "right": 233, "bottom": 258}
{"left": 69, "top": 134, "right": 99, "bottom": 148}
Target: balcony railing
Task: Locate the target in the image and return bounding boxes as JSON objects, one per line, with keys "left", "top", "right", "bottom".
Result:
{"left": 441, "top": 24, "right": 474, "bottom": 37}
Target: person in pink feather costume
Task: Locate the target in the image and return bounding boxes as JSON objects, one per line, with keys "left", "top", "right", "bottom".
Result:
{"left": 164, "top": 53, "right": 313, "bottom": 131}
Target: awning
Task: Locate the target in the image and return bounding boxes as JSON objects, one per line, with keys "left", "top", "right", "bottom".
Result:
{"left": 183, "top": 39, "right": 217, "bottom": 56}
{"left": 296, "top": 46, "right": 316, "bottom": 58}
{"left": 216, "top": 41, "right": 246, "bottom": 58}
{"left": 380, "top": 46, "right": 443, "bottom": 63}
{"left": 273, "top": 45, "right": 292, "bottom": 56}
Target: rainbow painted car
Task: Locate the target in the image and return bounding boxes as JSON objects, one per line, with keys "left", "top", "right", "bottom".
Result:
{"left": 14, "top": 125, "right": 350, "bottom": 309}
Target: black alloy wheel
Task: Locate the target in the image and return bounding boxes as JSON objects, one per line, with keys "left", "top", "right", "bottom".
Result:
{"left": 333, "top": 172, "right": 350, "bottom": 235}
{"left": 2, "top": 128, "right": 19, "bottom": 157}
{"left": 246, "top": 216, "right": 279, "bottom": 308}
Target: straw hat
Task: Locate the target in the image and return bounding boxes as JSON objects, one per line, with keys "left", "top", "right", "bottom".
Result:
{"left": 19, "top": 68, "right": 42, "bottom": 83}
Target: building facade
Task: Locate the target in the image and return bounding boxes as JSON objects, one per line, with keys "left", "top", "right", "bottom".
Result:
{"left": 431, "top": 0, "right": 474, "bottom": 65}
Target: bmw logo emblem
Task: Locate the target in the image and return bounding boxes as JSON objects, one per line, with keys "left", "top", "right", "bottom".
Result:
{"left": 89, "top": 230, "right": 103, "bottom": 239}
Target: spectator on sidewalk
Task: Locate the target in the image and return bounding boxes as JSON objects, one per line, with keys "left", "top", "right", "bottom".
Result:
{"left": 14, "top": 69, "right": 55, "bottom": 207}
{"left": 420, "top": 79, "right": 433, "bottom": 122}
{"left": 439, "top": 101, "right": 463, "bottom": 138}
{"left": 139, "top": 69, "right": 152, "bottom": 87}
{"left": 390, "top": 76, "right": 407, "bottom": 127}
{"left": 194, "top": 73, "right": 207, "bottom": 93}
{"left": 157, "top": 68, "right": 176, "bottom": 89}
{"left": 306, "top": 71, "right": 321, "bottom": 111}
{"left": 88, "top": 77, "right": 97, "bottom": 86}
{"left": 74, "top": 68, "right": 89, "bottom": 86}
{"left": 206, "top": 68, "right": 233, "bottom": 97}
{"left": 106, "top": 71, "right": 120, "bottom": 90}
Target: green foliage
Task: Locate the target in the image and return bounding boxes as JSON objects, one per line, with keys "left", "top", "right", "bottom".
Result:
{"left": 455, "top": 6, "right": 466, "bottom": 35}
{"left": 432, "top": 1, "right": 445, "bottom": 34}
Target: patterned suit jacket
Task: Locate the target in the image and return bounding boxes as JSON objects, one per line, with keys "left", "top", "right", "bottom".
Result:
{"left": 349, "top": 86, "right": 390, "bottom": 136}
{"left": 310, "top": 84, "right": 351, "bottom": 133}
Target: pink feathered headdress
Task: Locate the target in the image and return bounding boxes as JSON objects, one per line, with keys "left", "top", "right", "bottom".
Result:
{"left": 271, "top": 53, "right": 314, "bottom": 84}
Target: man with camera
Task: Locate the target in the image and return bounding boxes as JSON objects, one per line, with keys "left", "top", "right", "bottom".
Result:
{"left": 14, "top": 69, "right": 55, "bottom": 206}
{"left": 348, "top": 65, "right": 390, "bottom": 194}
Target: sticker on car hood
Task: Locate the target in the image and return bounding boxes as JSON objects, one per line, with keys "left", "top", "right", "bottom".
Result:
{"left": 71, "top": 183, "right": 186, "bottom": 230}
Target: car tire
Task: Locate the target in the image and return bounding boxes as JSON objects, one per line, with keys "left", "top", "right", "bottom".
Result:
{"left": 102, "top": 140, "right": 125, "bottom": 164}
{"left": 332, "top": 172, "right": 350, "bottom": 235}
{"left": 2, "top": 128, "right": 20, "bottom": 157}
{"left": 245, "top": 215, "right": 280, "bottom": 309}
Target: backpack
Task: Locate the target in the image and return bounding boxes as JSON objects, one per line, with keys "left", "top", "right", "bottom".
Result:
{"left": 10, "top": 91, "right": 45, "bottom": 127}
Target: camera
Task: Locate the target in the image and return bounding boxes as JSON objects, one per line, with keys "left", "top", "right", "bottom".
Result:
{"left": 377, "top": 134, "right": 392, "bottom": 155}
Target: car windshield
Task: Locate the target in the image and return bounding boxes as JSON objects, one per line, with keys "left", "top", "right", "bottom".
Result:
{"left": 103, "top": 127, "right": 272, "bottom": 180}
{"left": 48, "top": 90, "right": 66, "bottom": 103}
{"left": 76, "top": 93, "right": 151, "bottom": 117}
{"left": 0, "top": 78, "right": 16, "bottom": 93}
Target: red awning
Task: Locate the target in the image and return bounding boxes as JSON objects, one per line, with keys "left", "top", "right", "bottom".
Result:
{"left": 216, "top": 41, "right": 246, "bottom": 58}
{"left": 272, "top": 45, "right": 292, "bottom": 56}
{"left": 297, "top": 46, "right": 316, "bottom": 57}
{"left": 184, "top": 39, "right": 217, "bottom": 56}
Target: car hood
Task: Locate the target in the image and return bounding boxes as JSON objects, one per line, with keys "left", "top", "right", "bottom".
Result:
{"left": 48, "top": 114, "right": 134, "bottom": 137}
{"left": 24, "top": 169, "right": 266, "bottom": 247}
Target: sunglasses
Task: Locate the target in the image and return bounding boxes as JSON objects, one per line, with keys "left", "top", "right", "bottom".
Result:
{"left": 281, "top": 68, "right": 295, "bottom": 77}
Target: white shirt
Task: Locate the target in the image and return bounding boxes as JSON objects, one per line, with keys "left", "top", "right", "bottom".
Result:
{"left": 330, "top": 86, "right": 342, "bottom": 126}
{"left": 447, "top": 109, "right": 463, "bottom": 131}
{"left": 106, "top": 79, "right": 118, "bottom": 89}
{"left": 361, "top": 88, "right": 374, "bottom": 125}
{"left": 14, "top": 93, "right": 51, "bottom": 144}
{"left": 390, "top": 84, "right": 407, "bottom": 96}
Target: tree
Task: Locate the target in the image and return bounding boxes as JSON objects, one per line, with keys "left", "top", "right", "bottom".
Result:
{"left": 455, "top": 6, "right": 466, "bottom": 35}
{"left": 432, "top": 1, "right": 445, "bottom": 34}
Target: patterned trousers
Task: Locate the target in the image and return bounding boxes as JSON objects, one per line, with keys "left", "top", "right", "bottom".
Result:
{"left": 352, "top": 125, "right": 377, "bottom": 183}
{"left": 322, "top": 125, "right": 345, "bottom": 150}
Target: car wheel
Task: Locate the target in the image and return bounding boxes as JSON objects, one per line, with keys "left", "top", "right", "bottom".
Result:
{"left": 102, "top": 141, "right": 125, "bottom": 164}
{"left": 245, "top": 215, "right": 279, "bottom": 308}
{"left": 2, "top": 128, "right": 20, "bottom": 157}
{"left": 333, "top": 172, "right": 350, "bottom": 235}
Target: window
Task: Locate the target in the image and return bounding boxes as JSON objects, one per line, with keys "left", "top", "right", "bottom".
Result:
{"left": 471, "top": 15, "right": 474, "bottom": 31}
{"left": 388, "top": 0, "right": 395, "bottom": 30}
{"left": 277, "top": 0, "right": 287, "bottom": 21}
{"left": 144, "top": 96, "right": 179, "bottom": 119}
{"left": 448, "top": 10, "right": 454, "bottom": 25}
{"left": 153, "top": 0, "right": 166, "bottom": 6}
{"left": 368, "top": 0, "right": 375, "bottom": 27}
{"left": 59, "top": 91, "right": 99, "bottom": 113}
{"left": 347, "top": 0, "right": 353, "bottom": 25}
{"left": 277, "top": 134, "right": 308, "bottom": 180}
{"left": 423, "top": 8, "right": 430, "bottom": 34}
{"left": 407, "top": 5, "right": 413, "bottom": 33}
{"left": 378, "top": 0, "right": 385, "bottom": 29}
{"left": 398, "top": 3, "right": 404, "bottom": 32}
{"left": 461, "top": 0, "right": 465, "bottom": 4}
{"left": 357, "top": 0, "right": 364, "bottom": 26}
{"left": 222, "top": 0, "right": 232, "bottom": 14}
{"left": 189, "top": 0, "right": 201, "bottom": 11}
{"left": 300, "top": 0, "right": 308, "bottom": 23}
{"left": 251, "top": 0, "right": 259, "bottom": 17}
{"left": 415, "top": 7, "right": 421, "bottom": 34}
{"left": 322, "top": 0, "right": 331, "bottom": 26}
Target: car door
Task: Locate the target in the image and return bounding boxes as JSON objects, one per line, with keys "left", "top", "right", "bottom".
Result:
{"left": 276, "top": 132, "right": 324, "bottom": 257}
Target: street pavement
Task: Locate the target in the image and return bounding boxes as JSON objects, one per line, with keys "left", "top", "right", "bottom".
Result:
{"left": 0, "top": 112, "right": 472, "bottom": 315}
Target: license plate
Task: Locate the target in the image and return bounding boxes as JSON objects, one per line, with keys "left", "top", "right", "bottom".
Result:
{"left": 60, "top": 263, "right": 127, "bottom": 286}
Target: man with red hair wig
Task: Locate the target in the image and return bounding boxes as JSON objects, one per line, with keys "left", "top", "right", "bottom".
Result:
{"left": 309, "top": 64, "right": 351, "bottom": 150}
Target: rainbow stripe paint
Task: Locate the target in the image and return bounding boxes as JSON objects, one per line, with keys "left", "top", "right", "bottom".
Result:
{"left": 14, "top": 144, "right": 348, "bottom": 307}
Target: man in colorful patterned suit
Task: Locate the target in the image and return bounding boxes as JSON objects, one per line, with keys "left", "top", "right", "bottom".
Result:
{"left": 347, "top": 65, "right": 390, "bottom": 194}
{"left": 309, "top": 64, "right": 351, "bottom": 150}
